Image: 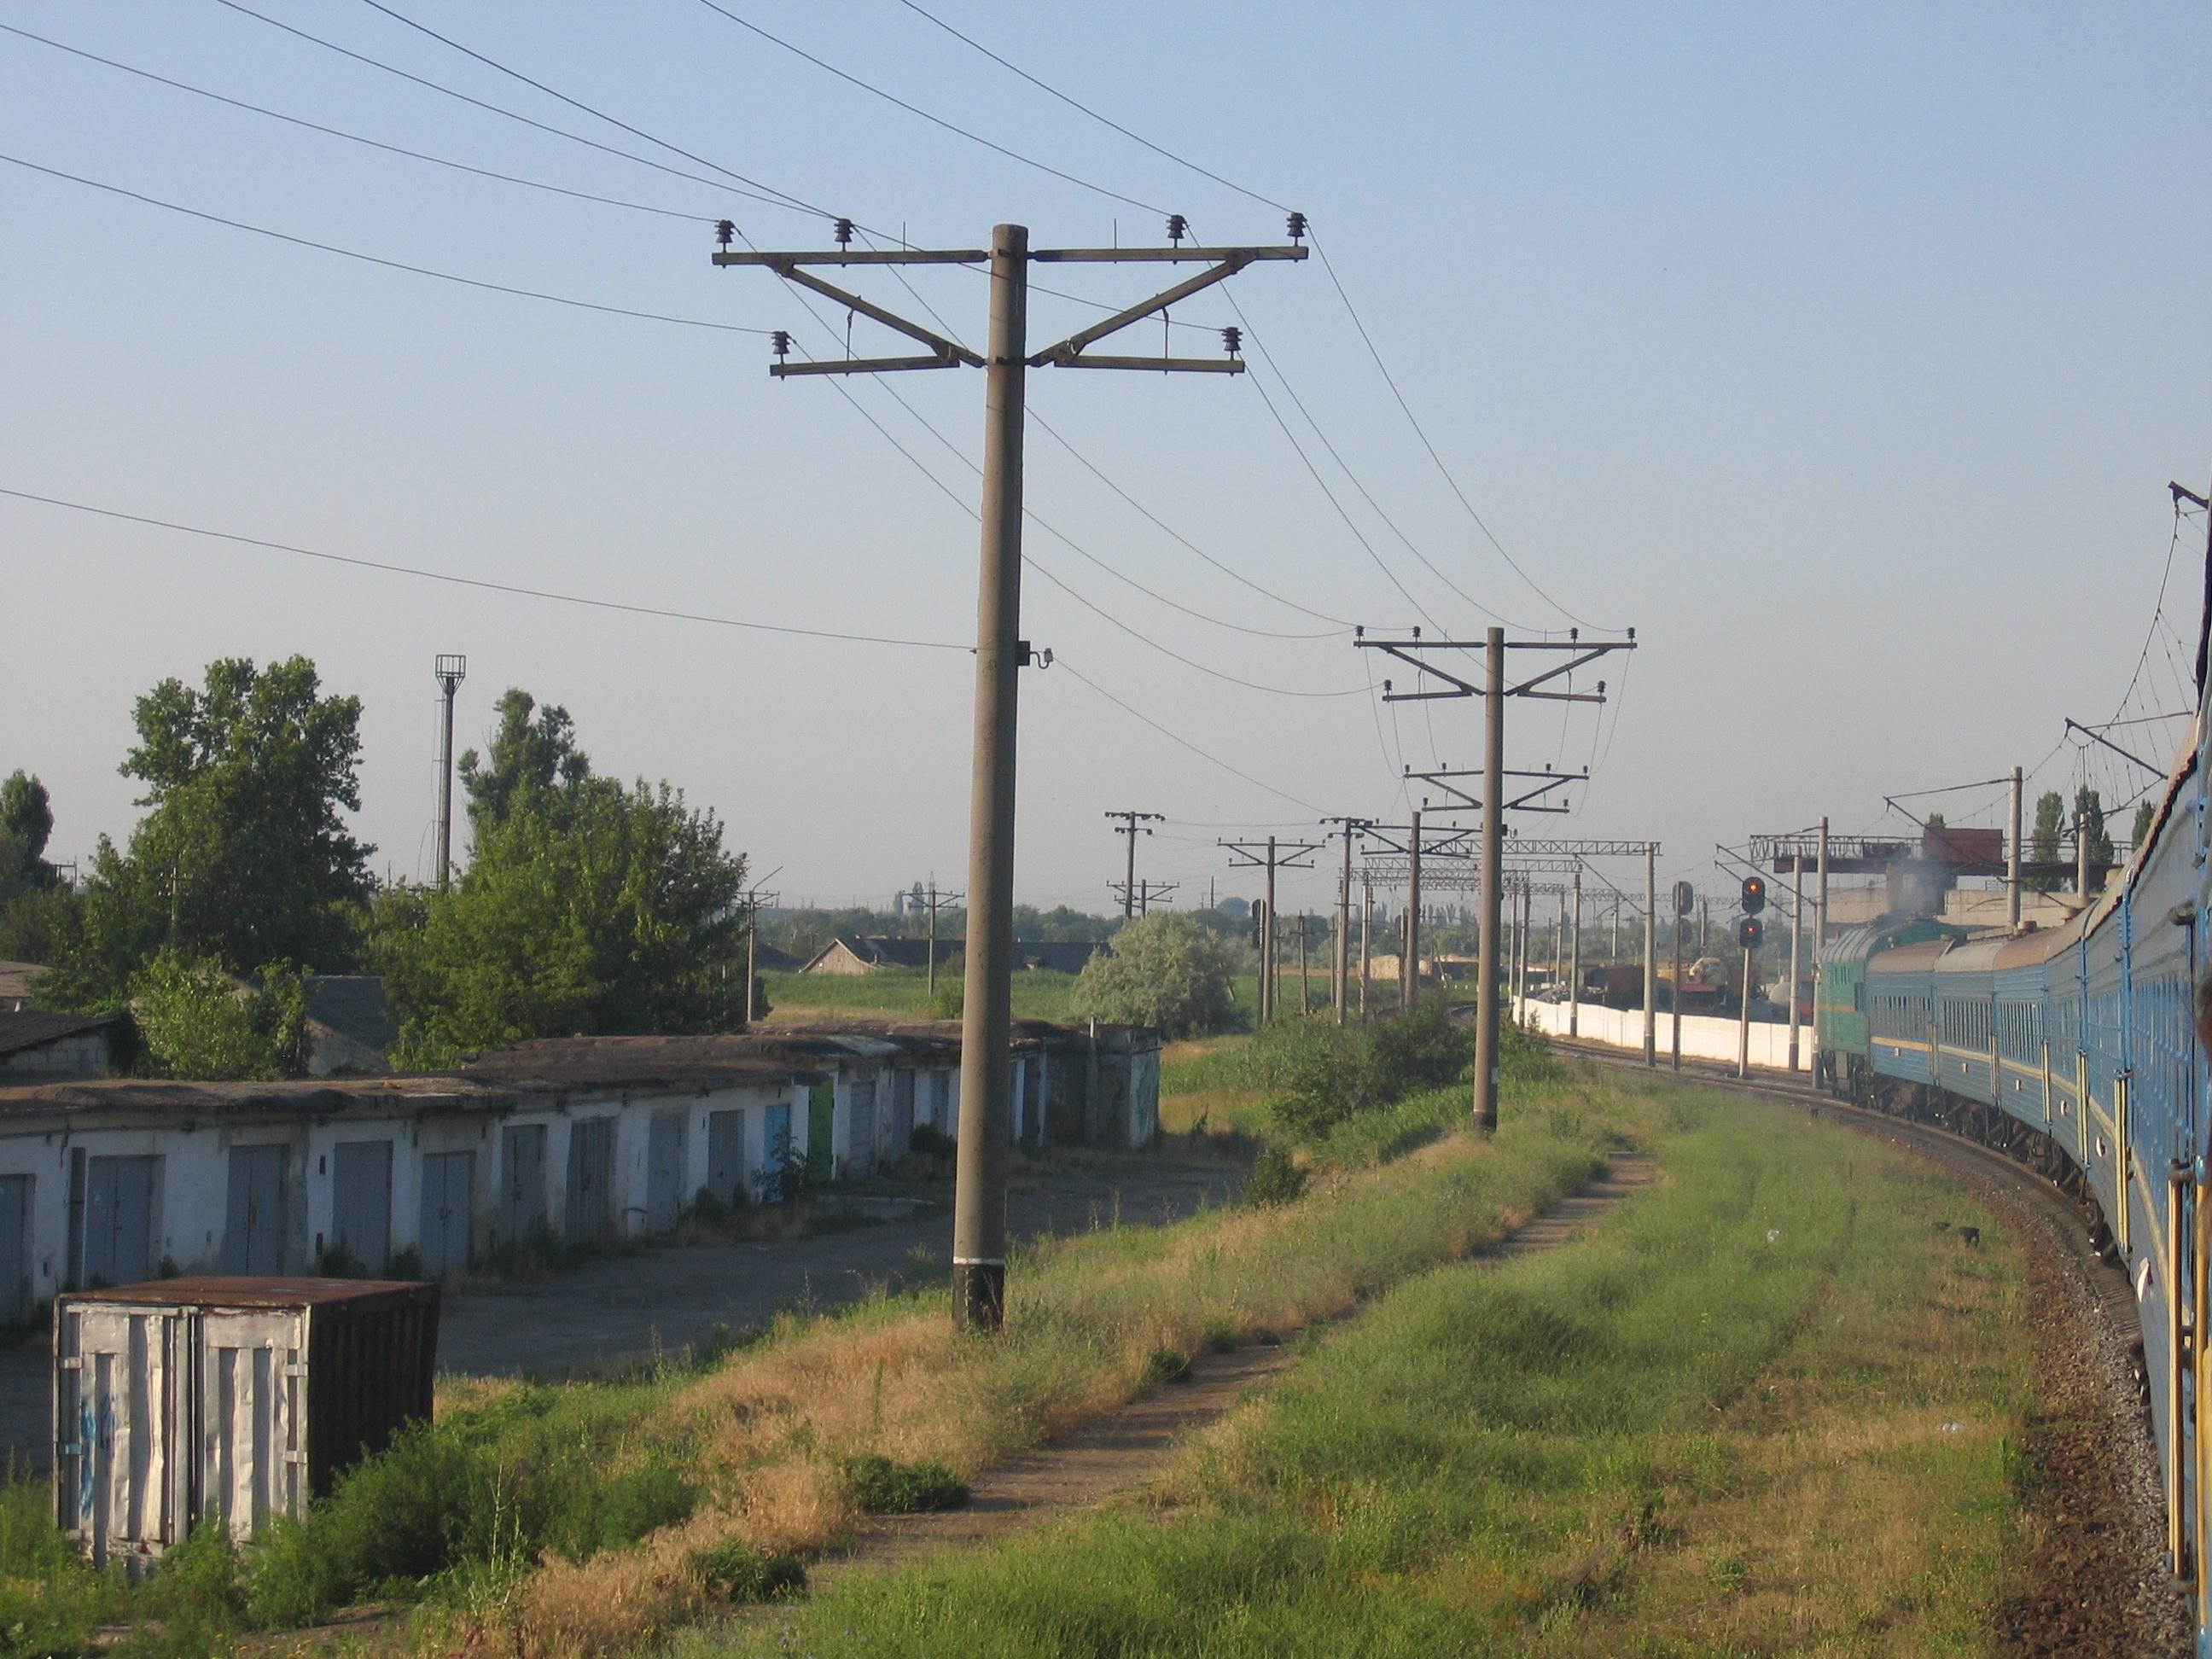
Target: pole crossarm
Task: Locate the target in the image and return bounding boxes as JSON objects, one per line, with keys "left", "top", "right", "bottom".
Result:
{"left": 1221, "top": 839, "right": 1321, "bottom": 870}
{"left": 1499, "top": 838, "right": 1660, "bottom": 858}
{"left": 1354, "top": 630, "right": 1637, "bottom": 704}
{"left": 1405, "top": 765, "right": 1584, "bottom": 815}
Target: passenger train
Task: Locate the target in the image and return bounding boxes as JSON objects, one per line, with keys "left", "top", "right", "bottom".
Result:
{"left": 1814, "top": 618, "right": 2211, "bottom": 1644}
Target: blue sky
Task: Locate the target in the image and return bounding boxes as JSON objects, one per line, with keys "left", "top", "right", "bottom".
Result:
{"left": 3, "top": 1, "right": 2206, "bottom": 921}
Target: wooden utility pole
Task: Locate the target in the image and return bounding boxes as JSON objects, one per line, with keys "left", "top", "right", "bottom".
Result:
{"left": 922, "top": 881, "right": 963, "bottom": 999}
{"left": 1358, "top": 626, "right": 1634, "bottom": 1134}
{"left": 1105, "top": 809, "right": 1163, "bottom": 920}
{"left": 1322, "top": 817, "right": 1371, "bottom": 1025}
{"left": 1223, "top": 835, "right": 1319, "bottom": 1027}
{"left": 717, "top": 220, "right": 1304, "bottom": 1332}
{"left": 737, "top": 882, "right": 780, "bottom": 1030}
{"left": 433, "top": 655, "right": 466, "bottom": 892}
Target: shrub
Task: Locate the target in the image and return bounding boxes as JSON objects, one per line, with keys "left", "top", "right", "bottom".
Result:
{"left": 838, "top": 1452, "right": 969, "bottom": 1515}
{"left": 909, "top": 1122, "right": 957, "bottom": 1159}
{"left": 1068, "top": 914, "right": 1241, "bottom": 1037}
{"left": 1245, "top": 1144, "right": 1308, "bottom": 1208}
{"left": 689, "top": 1539, "right": 806, "bottom": 1604}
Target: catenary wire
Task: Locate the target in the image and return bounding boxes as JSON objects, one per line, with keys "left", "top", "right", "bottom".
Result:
{"left": 0, "top": 22, "right": 720, "bottom": 224}
{"left": 0, "top": 487, "right": 967, "bottom": 649}
{"left": 0, "top": 153, "right": 775, "bottom": 335}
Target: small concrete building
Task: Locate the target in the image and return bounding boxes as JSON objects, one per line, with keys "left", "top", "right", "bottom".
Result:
{"left": 0, "top": 1013, "right": 121, "bottom": 1083}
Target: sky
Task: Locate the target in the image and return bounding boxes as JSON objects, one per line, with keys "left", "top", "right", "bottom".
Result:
{"left": 3, "top": 1, "right": 2207, "bottom": 927}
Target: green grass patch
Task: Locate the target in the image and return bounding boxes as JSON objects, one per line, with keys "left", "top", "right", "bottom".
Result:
{"left": 838, "top": 1453, "right": 969, "bottom": 1516}
{"left": 730, "top": 1080, "right": 2032, "bottom": 1656}
{"left": 759, "top": 969, "right": 1082, "bottom": 1024}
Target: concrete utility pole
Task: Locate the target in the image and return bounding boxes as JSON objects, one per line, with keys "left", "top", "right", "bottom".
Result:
{"left": 1738, "top": 941, "right": 1754, "bottom": 1079}
{"left": 1359, "top": 880, "right": 1372, "bottom": 1020}
{"left": 717, "top": 218, "right": 1304, "bottom": 1332}
{"left": 1223, "top": 835, "right": 1320, "bottom": 1027}
{"left": 737, "top": 882, "right": 780, "bottom": 1029}
{"left": 1786, "top": 855, "right": 1803, "bottom": 1073}
{"left": 1568, "top": 864, "right": 1582, "bottom": 1039}
{"left": 1814, "top": 817, "right": 1829, "bottom": 1081}
{"left": 923, "top": 882, "right": 963, "bottom": 999}
{"left": 2007, "top": 765, "right": 2024, "bottom": 933}
{"left": 1298, "top": 917, "right": 1312, "bottom": 1016}
{"left": 1404, "top": 808, "right": 1424, "bottom": 1014}
{"left": 1105, "top": 810, "right": 1163, "bottom": 920}
{"left": 433, "top": 655, "right": 466, "bottom": 891}
{"left": 1642, "top": 844, "right": 1657, "bottom": 1066}
{"left": 1670, "top": 881, "right": 1686, "bottom": 1070}
{"left": 1359, "top": 626, "right": 1634, "bottom": 1135}
{"left": 1322, "top": 817, "right": 1371, "bottom": 1024}
{"left": 2076, "top": 806, "right": 2092, "bottom": 905}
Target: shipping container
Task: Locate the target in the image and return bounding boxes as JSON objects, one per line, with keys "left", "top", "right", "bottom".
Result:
{"left": 54, "top": 1277, "right": 438, "bottom": 1568}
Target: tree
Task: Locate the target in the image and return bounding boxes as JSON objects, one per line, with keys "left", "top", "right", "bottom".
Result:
{"left": 2075, "top": 786, "right": 2114, "bottom": 871}
{"left": 0, "top": 884, "right": 80, "bottom": 967}
{"left": 386, "top": 702, "right": 748, "bottom": 1064}
{"left": 1068, "top": 912, "right": 1241, "bottom": 1038}
{"left": 131, "top": 950, "right": 309, "bottom": 1081}
{"left": 2132, "top": 800, "right": 2157, "bottom": 854}
{"left": 0, "top": 771, "right": 55, "bottom": 901}
{"left": 38, "top": 658, "right": 371, "bottom": 1010}
{"left": 2029, "top": 790, "right": 2064, "bottom": 892}
{"left": 460, "top": 689, "right": 592, "bottom": 834}
{"left": 1924, "top": 811, "right": 1947, "bottom": 831}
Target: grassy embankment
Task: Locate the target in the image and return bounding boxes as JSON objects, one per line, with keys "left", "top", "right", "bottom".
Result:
{"left": 710, "top": 1077, "right": 2034, "bottom": 1656}
{"left": 0, "top": 1039, "right": 1604, "bottom": 1656}
{"left": 758, "top": 969, "right": 1273, "bottom": 1028}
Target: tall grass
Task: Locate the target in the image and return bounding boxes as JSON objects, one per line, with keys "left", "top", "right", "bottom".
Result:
{"left": 731, "top": 1084, "right": 2031, "bottom": 1656}
{"left": 758, "top": 969, "right": 1081, "bottom": 1024}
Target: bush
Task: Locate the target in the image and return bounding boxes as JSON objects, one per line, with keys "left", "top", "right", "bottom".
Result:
{"left": 838, "top": 1452, "right": 969, "bottom": 1515}
{"left": 1245, "top": 1144, "right": 1308, "bottom": 1207}
{"left": 688, "top": 1539, "right": 806, "bottom": 1604}
{"left": 1068, "top": 914, "right": 1241, "bottom": 1037}
{"left": 910, "top": 1122, "right": 957, "bottom": 1159}
{"left": 1251, "top": 998, "right": 1475, "bottom": 1150}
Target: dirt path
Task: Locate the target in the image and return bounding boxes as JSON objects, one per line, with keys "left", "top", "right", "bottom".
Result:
{"left": 0, "top": 1150, "right": 1241, "bottom": 1474}
{"left": 804, "top": 1154, "right": 1657, "bottom": 1593}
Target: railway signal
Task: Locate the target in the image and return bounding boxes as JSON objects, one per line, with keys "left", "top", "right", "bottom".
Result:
{"left": 1674, "top": 880, "right": 1694, "bottom": 915}
{"left": 1738, "top": 917, "right": 1764, "bottom": 949}
{"left": 1741, "top": 876, "right": 1767, "bottom": 915}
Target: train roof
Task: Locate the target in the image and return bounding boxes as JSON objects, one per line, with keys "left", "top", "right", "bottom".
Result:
{"left": 1866, "top": 939, "right": 1954, "bottom": 975}
{"left": 1824, "top": 917, "right": 1963, "bottom": 969}
{"left": 1993, "top": 912, "right": 2084, "bottom": 969}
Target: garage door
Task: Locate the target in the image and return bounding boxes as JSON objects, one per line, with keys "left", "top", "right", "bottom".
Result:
{"left": 224, "top": 1146, "right": 287, "bottom": 1276}
{"left": 84, "top": 1156, "right": 159, "bottom": 1289}
{"left": 330, "top": 1142, "right": 392, "bottom": 1273}
{"left": 0, "top": 1175, "right": 28, "bottom": 1324}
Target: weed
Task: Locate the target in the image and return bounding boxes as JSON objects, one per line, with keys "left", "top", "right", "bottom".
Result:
{"left": 688, "top": 1538, "right": 806, "bottom": 1604}
{"left": 1244, "top": 1144, "right": 1307, "bottom": 1207}
{"left": 838, "top": 1453, "right": 969, "bottom": 1515}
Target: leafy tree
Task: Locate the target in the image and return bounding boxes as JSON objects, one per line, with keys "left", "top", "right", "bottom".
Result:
{"left": 0, "top": 771, "right": 55, "bottom": 901}
{"left": 2075, "top": 786, "right": 2115, "bottom": 872}
{"left": 38, "top": 658, "right": 370, "bottom": 1010}
{"left": 460, "top": 689, "right": 591, "bottom": 834}
{"left": 0, "top": 884, "right": 80, "bottom": 968}
{"left": 1923, "top": 811, "right": 1947, "bottom": 831}
{"left": 131, "top": 950, "right": 309, "bottom": 1080}
{"left": 1068, "top": 912, "right": 1241, "bottom": 1037}
{"left": 2132, "top": 799, "right": 2157, "bottom": 853}
{"left": 2029, "top": 790, "right": 2064, "bottom": 892}
{"left": 386, "top": 748, "right": 748, "bottom": 1064}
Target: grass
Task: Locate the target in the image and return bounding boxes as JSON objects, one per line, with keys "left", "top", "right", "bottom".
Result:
{"left": 717, "top": 1076, "right": 2032, "bottom": 1656}
{"left": 0, "top": 1062, "right": 1618, "bottom": 1656}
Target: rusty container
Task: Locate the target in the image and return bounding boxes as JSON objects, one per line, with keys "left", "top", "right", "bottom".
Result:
{"left": 53, "top": 1276, "right": 438, "bottom": 1567}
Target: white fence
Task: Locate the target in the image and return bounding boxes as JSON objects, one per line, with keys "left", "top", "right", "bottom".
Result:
{"left": 1524, "top": 1000, "right": 1811, "bottom": 1072}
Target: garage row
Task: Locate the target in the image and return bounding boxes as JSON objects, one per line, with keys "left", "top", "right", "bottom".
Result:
{"left": 0, "top": 1021, "right": 1161, "bottom": 1324}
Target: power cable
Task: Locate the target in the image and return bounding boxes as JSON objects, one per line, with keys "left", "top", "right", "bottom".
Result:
{"left": 210, "top": 0, "right": 810, "bottom": 220}
{"left": 0, "top": 22, "right": 718, "bottom": 224}
{"left": 351, "top": 0, "right": 832, "bottom": 220}
{"left": 689, "top": 0, "right": 1166, "bottom": 216}
{"left": 0, "top": 153, "right": 773, "bottom": 336}
{"left": 890, "top": 0, "right": 1292, "bottom": 214}
{"left": 1057, "top": 661, "right": 1325, "bottom": 814}
{"left": 0, "top": 486, "right": 966, "bottom": 649}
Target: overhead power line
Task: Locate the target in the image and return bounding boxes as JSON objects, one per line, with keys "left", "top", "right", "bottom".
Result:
{"left": 0, "top": 487, "right": 967, "bottom": 649}
{"left": 210, "top": 0, "right": 809, "bottom": 219}
{"left": 351, "top": 0, "right": 832, "bottom": 220}
{"left": 0, "top": 153, "right": 773, "bottom": 335}
{"left": 1057, "top": 661, "right": 1325, "bottom": 814}
{"left": 891, "top": 0, "right": 1292, "bottom": 213}
{"left": 689, "top": 0, "right": 1166, "bottom": 216}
